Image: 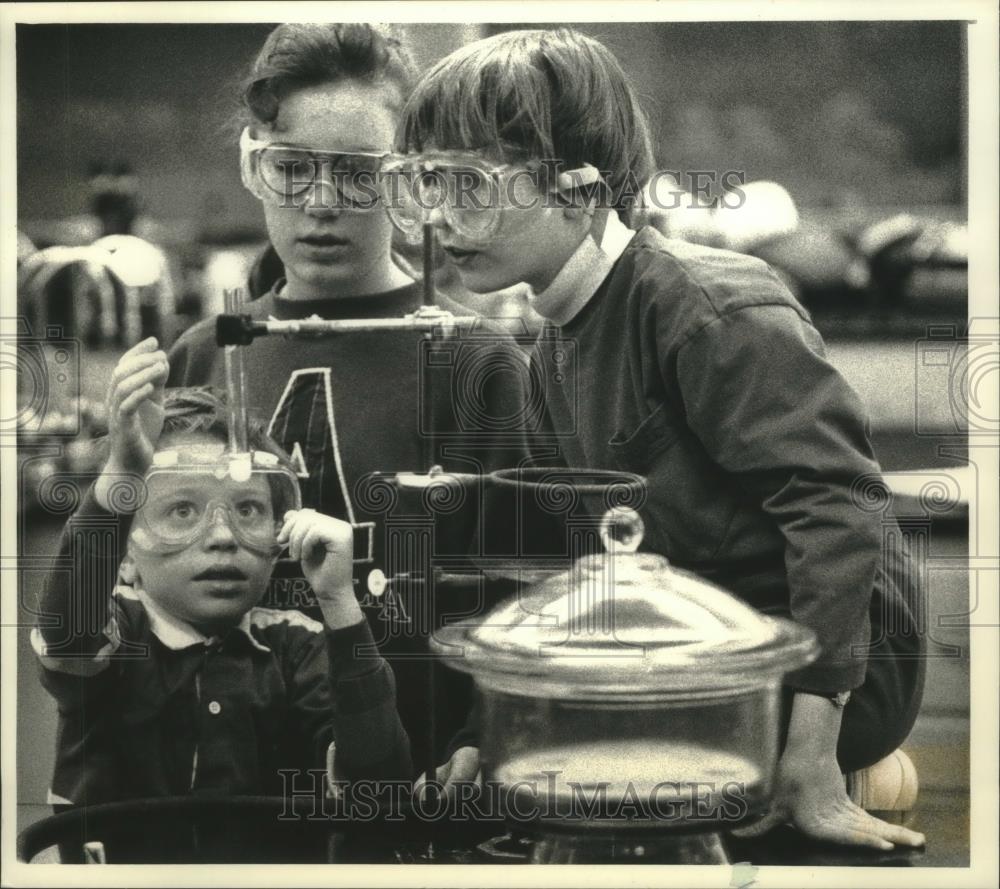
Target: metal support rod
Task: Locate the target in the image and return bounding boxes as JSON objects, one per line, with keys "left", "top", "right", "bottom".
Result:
{"left": 420, "top": 221, "right": 439, "bottom": 794}
{"left": 215, "top": 313, "right": 481, "bottom": 345}
{"left": 422, "top": 221, "right": 435, "bottom": 308}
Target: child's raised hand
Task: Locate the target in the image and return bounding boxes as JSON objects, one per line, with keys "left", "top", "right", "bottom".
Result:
{"left": 96, "top": 338, "right": 168, "bottom": 511}
{"left": 105, "top": 337, "right": 169, "bottom": 475}
{"left": 278, "top": 509, "right": 361, "bottom": 629}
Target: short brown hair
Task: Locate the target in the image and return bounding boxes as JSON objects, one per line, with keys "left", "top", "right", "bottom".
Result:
{"left": 398, "top": 28, "right": 655, "bottom": 220}
{"left": 242, "top": 23, "right": 418, "bottom": 128}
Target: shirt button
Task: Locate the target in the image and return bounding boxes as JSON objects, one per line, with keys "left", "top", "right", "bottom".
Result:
{"left": 367, "top": 569, "right": 387, "bottom": 598}
{"left": 208, "top": 701, "right": 222, "bottom": 715}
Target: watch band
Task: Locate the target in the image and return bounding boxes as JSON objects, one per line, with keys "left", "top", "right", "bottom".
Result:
{"left": 829, "top": 690, "right": 852, "bottom": 709}
{"left": 802, "top": 689, "right": 852, "bottom": 709}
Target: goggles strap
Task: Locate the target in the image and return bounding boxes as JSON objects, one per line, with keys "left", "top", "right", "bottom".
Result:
{"left": 555, "top": 163, "right": 603, "bottom": 194}
{"left": 239, "top": 128, "right": 260, "bottom": 197}
{"left": 552, "top": 163, "right": 609, "bottom": 210}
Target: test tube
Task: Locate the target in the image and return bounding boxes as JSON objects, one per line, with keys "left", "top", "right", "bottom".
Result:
{"left": 223, "top": 288, "right": 250, "bottom": 454}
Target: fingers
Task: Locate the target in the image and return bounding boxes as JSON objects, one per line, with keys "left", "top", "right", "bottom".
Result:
{"left": 736, "top": 801, "right": 925, "bottom": 852}
{"left": 415, "top": 759, "right": 451, "bottom": 801}
{"left": 804, "top": 813, "right": 895, "bottom": 851}
{"left": 799, "top": 801, "right": 922, "bottom": 851}
{"left": 859, "top": 810, "right": 925, "bottom": 848}
{"left": 103, "top": 341, "right": 169, "bottom": 475}
{"left": 299, "top": 527, "right": 331, "bottom": 566}
{"left": 283, "top": 509, "right": 315, "bottom": 562}
{"left": 109, "top": 341, "right": 167, "bottom": 388}
{"left": 446, "top": 747, "right": 480, "bottom": 784}
{"left": 741, "top": 800, "right": 925, "bottom": 852}
{"left": 112, "top": 362, "right": 168, "bottom": 415}
{"left": 118, "top": 337, "right": 160, "bottom": 361}
{"left": 276, "top": 510, "right": 298, "bottom": 545}
{"left": 118, "top": 383, "right": 156, "bottom": 417}
{"left": 415, "top": 747, "right": 480, "bottom": 802}
{"left": 440, "top": 747, "right": 480, "bottom": 799}
{"left": 278, "top": 509, "right": 352, "bottom": 562}
{"left": 109, "top": 348, "right": 169, "bottom": 415}
{"left": 288, "top": 510, "right": 314, "bottom": 562}
{"left": 414, "top": 762, "right": 445, "bottom": 798}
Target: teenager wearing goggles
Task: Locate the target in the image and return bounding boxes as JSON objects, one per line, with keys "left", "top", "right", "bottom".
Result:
{"left": 240, "top": 128, "right": 386, "bottom": 210}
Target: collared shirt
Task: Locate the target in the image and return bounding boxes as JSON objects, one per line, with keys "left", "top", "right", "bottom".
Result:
{"left": 530, "top": 210, "right": 637, "bottom": 325}
{"left": 34, "top": 490, "right": 411, "bottom": 806}
{"left": 129, "top": 586, "right": 271, "bottom": 653}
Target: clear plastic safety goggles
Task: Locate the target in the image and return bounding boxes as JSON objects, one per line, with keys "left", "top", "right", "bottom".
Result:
{"left": 379, "top": 152, "right": 604, "bottom": 245}
{"left": 129, "top": 449, "right": 302, "bottom": 557}
{"left": 239, "top": 128, "right": 388, "bottom": 209}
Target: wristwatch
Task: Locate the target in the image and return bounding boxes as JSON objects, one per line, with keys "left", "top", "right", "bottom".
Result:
{"left": 803, "top": 690, "right": 852, "bottom": 709}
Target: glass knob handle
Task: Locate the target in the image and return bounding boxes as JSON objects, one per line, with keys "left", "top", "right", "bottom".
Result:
{"left": 599, "top": 507, "right": 645, "bottom": 554}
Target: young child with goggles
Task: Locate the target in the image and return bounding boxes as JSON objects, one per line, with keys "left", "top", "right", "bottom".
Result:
{"left": 130, "top": 448, "right": 300, "bottom": 557}
{"left": 34, "top": 339, "right": 411, "bottom": 807}
{"left": 397, "top": 27, "right": 926, "bottom": 851}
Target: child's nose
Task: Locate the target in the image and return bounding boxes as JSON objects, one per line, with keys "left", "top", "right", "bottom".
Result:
{"left": 302, "top": 178, "right": 344, "bottom": 218}
{"left": 203, "top": 507, "right": 239, "bottom": 550}
{"left": 426, "top": 204, "right": 449, "bottom": 231}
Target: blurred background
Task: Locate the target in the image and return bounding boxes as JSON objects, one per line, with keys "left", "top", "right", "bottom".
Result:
{"left": 13, "top": 21, "right": 973, "bottom": 863}
{"left": 17, "top": 23, "right": 964, "bottom": 224}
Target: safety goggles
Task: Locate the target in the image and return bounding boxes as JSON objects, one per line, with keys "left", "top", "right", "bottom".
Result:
{"left": 129, "top": 449, "right": 301, "bottom": 557}
{"left": 379, "top": 152, "right": 605, "bottom": 245}
{"left": 239, "top": 128, "right": 387, "bottom": 209}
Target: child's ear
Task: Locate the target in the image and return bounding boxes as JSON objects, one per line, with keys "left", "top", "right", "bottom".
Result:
{"left": 557, "top": 165, "right": 603, "bottom": 221}
{"left": 119, "top": 553, "right": 138, "bottom": 586}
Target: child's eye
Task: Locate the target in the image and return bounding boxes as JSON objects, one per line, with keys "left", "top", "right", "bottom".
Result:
{"left": 258, "top": 149, "right": 317, "bottom": 194}
{"left": 167, "top": 502, "right": 199, "bottom": 521}
{"left": 454, "top": 169, "right": 498, "bottom": 208}
{"left": 333, "top": 155, "right": 382, "bottom": 178}
{"left": 261, "top": 150, "right": 313, "bottom": 179}
{"left": 235, "top": 500, "right": 268, "bottom": 521}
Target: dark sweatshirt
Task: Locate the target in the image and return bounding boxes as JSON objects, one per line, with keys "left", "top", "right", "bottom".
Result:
{"left": 529, "top": 227, "right": 921, "bottom": 693}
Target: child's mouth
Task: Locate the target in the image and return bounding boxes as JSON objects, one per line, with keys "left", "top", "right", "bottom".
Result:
{"left": 442, "top": 245, "right": 479, "bottom": 266}
{"left": 193, "top": 566, "right": 249, "bottom": 582}
{"left": 298, "top": 233, "right": 350, "bottom": 252}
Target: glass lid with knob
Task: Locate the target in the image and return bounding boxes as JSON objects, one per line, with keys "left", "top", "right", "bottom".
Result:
{"left": 432, "top": 508, "right": 818, "bottom": 697}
